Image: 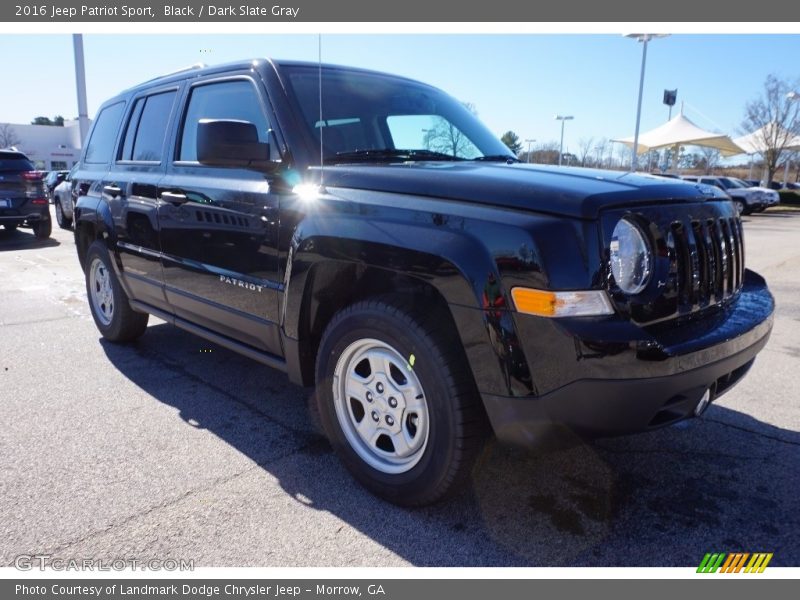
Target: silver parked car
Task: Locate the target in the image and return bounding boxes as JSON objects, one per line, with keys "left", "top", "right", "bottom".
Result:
{"left": 681, "top": 175, "right": 767, "bottom": 215}
{"left": 51, "top": 167, "right": 76, "bottom": 229}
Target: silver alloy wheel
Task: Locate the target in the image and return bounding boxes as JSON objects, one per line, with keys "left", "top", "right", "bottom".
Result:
{"left": 332, "top": 338, "right": 429, "bottom": 474}
{"left": 735, "top": 200, "right": 745, "bottom": 215}
{"left": 89, "top": 257, "right": 114, "bottom": 326}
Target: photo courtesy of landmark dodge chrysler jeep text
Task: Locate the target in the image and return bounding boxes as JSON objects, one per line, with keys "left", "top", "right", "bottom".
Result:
{"left": 71, "top": 59, "right": 774, "bottom": 506}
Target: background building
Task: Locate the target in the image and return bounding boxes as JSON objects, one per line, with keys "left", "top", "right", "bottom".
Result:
{"left": 0, "top": 119, "right": 88, "bottom": 170}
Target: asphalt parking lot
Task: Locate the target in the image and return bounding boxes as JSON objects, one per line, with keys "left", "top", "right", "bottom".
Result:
{"left": 1, "top": 206, "right": 798, "bottom": 568}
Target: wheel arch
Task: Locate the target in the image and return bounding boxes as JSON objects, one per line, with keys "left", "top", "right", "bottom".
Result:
{"left": 280, "top": 225, "right": 531, "bottom": 398}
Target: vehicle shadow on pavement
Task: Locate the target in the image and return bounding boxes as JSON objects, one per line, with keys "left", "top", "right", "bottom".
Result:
{"left": 0, "top": 228, "right": 60, "bottom": 250}
{"left": 101, "top": 322, "right": 800, "bottom": 567}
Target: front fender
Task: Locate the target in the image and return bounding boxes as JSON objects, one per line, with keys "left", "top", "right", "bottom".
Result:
{"left": 280, "top": 198, "right": 538, "bottom": 397}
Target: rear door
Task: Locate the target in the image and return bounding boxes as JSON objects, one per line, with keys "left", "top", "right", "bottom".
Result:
{"left": 157, "top": 74, "right": 283, "bottom": 355}
{"left": 72, "top": 99, "right": 127, "bottom": 239}
{"left": 106, "top": 86, "right": 180, "bottom": 311}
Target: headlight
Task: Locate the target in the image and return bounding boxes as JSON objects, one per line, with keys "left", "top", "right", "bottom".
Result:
{"left": 609, "top": 218, "right": 652, "bottom": 294}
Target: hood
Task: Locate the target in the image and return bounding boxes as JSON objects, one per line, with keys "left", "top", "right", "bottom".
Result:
{"left": 309, "top": 162, "right": 729, "bottom": 219}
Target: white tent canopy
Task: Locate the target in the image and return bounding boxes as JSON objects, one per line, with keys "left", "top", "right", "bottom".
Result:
{"left": 613, "top": 113, "right": 744, "bottom": 157}
{"left": 733, "top": 123, "right": 800, "bottom": 155}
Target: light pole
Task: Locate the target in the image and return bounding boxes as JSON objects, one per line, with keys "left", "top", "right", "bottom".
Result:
{"left": 525, "top": 138, "right": 536, "bottom": 163}
{"left": 555, "top": 115, "right": 573, "bottom": 166}
{"left": 625, "top": 34, "right": 669, "bottom": 172}
{"left": 72, "top": 34, "right": 90, "bottom": 144}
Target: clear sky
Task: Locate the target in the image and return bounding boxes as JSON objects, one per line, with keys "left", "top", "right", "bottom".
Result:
{"left": 2, "top": 33, "right": 799, "bottom": 161}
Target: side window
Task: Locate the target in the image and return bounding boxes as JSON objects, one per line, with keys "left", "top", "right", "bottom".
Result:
{"left": 119, "top": 90, "right": 176, "bottom": 162}
{"left": 120, "top": 99, "right": 145, "bottom": 161}
{"left": 179, "top": 80, "right": 269, "bottom": 162}
{"left": 84, "top": 101, "right": 125, "bottom": 164}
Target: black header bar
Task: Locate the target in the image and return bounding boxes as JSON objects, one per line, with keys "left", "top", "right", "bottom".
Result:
{"left": 3, "top": 0, "right": 800, "bottom": 22}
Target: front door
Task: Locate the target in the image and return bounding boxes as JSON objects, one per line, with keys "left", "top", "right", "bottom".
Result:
{"left": 158, "top": 76, "right": 283, "bottom": 356}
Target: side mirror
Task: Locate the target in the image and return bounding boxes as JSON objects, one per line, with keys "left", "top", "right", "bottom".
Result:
{"left": 196, "top": 119, "right": 271, "bottom": 169}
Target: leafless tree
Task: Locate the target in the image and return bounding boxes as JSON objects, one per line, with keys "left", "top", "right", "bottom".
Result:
{"left": 531, "top": 140, "right": 560, "bottom": 165}
{"left": 0, "top": 123, "right": 21, "bottom": 148}
{"left": 616, "top": 144, "right": 633, "bottom": 170}
{"left": 577, "top": 137, "right": 595, "bottom": 167}
{"left": 741, "top": 74, "right": 800, "bottom": 183}
{"left": 697, "top": 146, "right": 722, "bottom": 174}
{"left": 423, "top": 102, "right": 480, "bottom": 158}
{"left": 593, "top": 138, "right": 609, "bottom": 168}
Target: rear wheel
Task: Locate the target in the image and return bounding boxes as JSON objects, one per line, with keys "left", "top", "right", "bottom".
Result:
{"left": 55, "top": 199, "right": 72, "bottom": 229}
{"left": 85, "top": 241, "right": 149, "bottom": 342}
{"left": 316, "top": 296, "right": 486, "bottom": 506}
{"left": 32, "top": 216, "right": 51, "bottom": 239}
{"left": 3, "top": 223, "right": 18, "bottom": 232}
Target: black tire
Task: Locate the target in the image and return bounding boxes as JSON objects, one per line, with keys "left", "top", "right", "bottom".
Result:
{"left": 85, "top": 240, "right": 149, "bottom": 342}
{"left": 734, "top": 199, "right": 746, "bottom": 216}
{"left": 3, "top": 223, "right": 18, "bottom": 232}
{"left": 32, "top": 216, "right": 51, "bottom": 239}
{"left": 55, "top": 199, "right": 72, "bottom": 229}
{"left": 315, "top": 296, "right": 486, "bottom": 506}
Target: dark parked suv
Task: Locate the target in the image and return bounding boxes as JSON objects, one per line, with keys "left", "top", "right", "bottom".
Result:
{"left": 72, "top": 60, "right": 774, "bottom": 506}
{"left": 0, "top": 150, "right": 51, "bottom": 238}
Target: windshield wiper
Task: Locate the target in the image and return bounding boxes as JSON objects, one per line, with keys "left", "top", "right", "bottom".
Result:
{"left": 324, "top": 148, "right": 466, "bottom": 164}
{"left": 472, "top": 155, "right": 520, "bottom": 163}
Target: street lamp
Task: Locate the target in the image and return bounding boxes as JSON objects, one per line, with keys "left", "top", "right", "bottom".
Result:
{"left": 555, "top": 115, "right": 573, "bottom": 166}
{"left": 525, "top": 138, "right": 536, "bottom": 163}
{"left": 625, "top": 33, "right": 669, "bottom": 172}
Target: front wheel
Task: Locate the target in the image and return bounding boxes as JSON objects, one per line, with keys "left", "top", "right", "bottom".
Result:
{"left": 734, "top": 199, "right": 746, "bottom": 216}
{"left": 316, "top": 297, "right": 486, "bottom": 506}
{"left": 85, "top": 241, "right": 149, "bottom": 342}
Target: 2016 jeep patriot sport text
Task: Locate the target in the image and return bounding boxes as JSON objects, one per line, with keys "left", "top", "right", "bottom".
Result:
{"left": 72, "top": 59, "right": 774, "bottom": 506}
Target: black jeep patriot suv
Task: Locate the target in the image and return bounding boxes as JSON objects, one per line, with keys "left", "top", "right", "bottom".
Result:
{"left": 72, "top": 59, "right": 774, "bottom": 506}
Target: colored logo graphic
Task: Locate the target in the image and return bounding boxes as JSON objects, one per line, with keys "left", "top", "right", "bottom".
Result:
{"left": 697, "top": 552, "right": 773, "bottom": 573}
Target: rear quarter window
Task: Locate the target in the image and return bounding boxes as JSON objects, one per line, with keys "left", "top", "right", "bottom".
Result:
{"left": 84, "top": 101, "right": 126, "bottom": 164}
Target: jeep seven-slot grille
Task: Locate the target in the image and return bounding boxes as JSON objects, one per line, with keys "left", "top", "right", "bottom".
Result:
{"left": 668, "top": 216, "right": 744, "bottom": 309}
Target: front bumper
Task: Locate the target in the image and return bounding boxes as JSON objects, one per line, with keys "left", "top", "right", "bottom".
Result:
{"left": 482, "top": 270, "right": 774, "bottom": 447}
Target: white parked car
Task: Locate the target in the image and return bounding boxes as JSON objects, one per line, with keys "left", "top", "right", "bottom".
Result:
{"left": 728, "top": 177, "right": 779, "bottom": 210}
{"left": 681, "top": 175, "right": 768, "bottom": 215}
{"left": 51, "top": 168, "right": 76, "bottom": 229}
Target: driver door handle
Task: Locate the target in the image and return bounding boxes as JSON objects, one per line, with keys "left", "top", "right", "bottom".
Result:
{"left": 103, "top": 185, "right": 122, "bottom": 197}
{"left": 160, "top": 191, "right": 188, "bottom": 205}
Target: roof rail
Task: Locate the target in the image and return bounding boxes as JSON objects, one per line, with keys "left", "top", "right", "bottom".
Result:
{"left": 143, "top": 62, "right": 207, "bottom": 84}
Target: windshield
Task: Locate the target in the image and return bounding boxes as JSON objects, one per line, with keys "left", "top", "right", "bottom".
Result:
{"left": 731, "top": 178, "right": 753, "bottom": 188}
{"left": 719, "top": 177, "right": 745, "bottom": 189}
{"left": 283, "top": 65, "right": 514, "bottom": 164}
